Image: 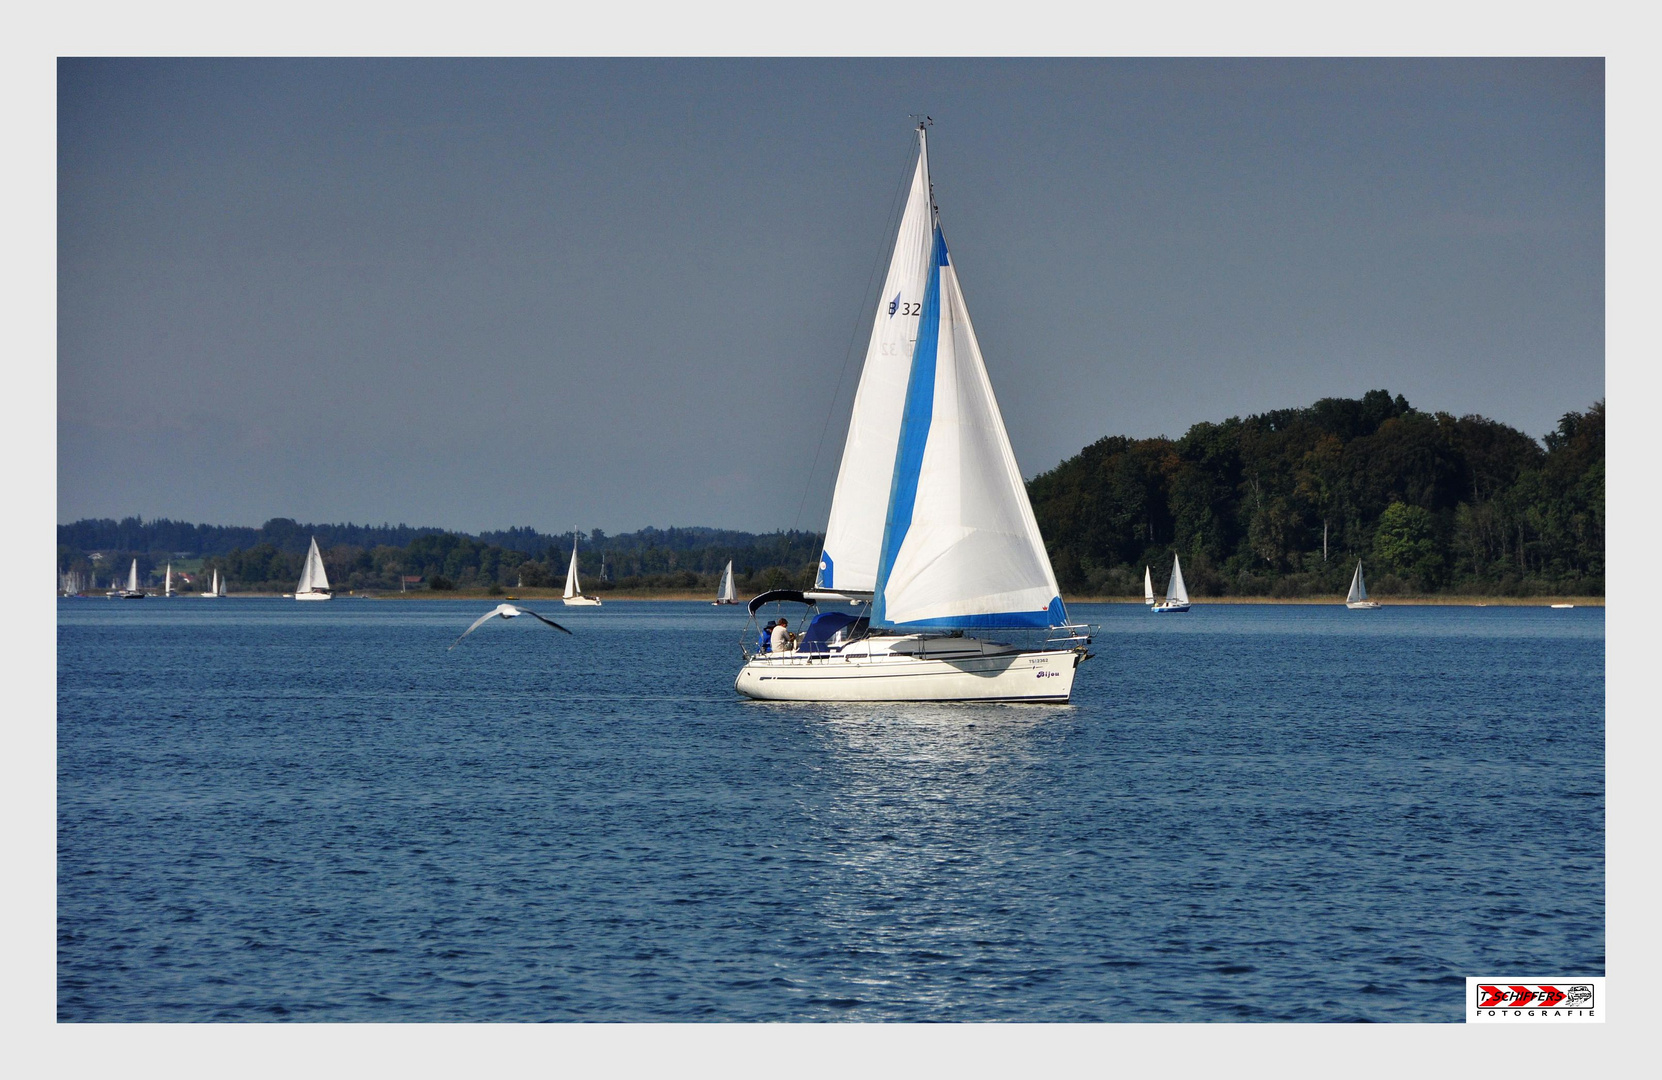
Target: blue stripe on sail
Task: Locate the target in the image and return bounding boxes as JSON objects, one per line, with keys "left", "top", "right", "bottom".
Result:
{"left": 887, "top": 596, "right": 1069, "bottom": 630}
{"left": 1047, "top": 595, "right": 1070, "bottom": 625}
{"left": 872, "top": 225, "right": 948, "bottom": 626}
{"left": 815, "top": 551, "right": 833, "bottom": 589}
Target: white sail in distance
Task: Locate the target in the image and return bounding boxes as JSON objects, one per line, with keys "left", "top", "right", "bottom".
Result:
{"left": 563, "top": 540, "right": 581, "bottom": 599}
{"left": 1166, "top": 554, "right": 1189, "bottom": 606}
{"left": 1348, "top": 561, "right": 1367, "bottom": 604}
{"left": 297, "top": 537, "right": 330, "bottom": 594}
{"left": 127, "top": 559, "right": 139, "bottom": 592}
{"left": 1144, "top": 566, "right": 1155, "bottom": 605}
{"left": 871, "top": 225, "right": 1065, "bottom": 628}
{"left": 815, "top": 127, "right": 937, "bottom": 595}
{"left": 717, "top": 560, "right": 736, "bottom": 603}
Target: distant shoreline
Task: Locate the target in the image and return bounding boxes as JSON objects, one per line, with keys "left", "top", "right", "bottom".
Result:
{"left": 84, "top": 590, "right": 1603, "bottom": 607}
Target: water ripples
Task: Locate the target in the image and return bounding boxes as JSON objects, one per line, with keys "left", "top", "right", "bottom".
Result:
{"left": 58, "top": 600, "right": 1603, "bottom": 1020}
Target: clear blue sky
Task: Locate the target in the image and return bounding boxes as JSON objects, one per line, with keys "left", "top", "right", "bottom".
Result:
{"left": 58, "top": 58, "right": 1603, "bottom": 535}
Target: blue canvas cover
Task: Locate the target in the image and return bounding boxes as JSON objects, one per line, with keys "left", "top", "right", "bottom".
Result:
{"left": 799, "top": 612, "right": 863, "bottom": 653}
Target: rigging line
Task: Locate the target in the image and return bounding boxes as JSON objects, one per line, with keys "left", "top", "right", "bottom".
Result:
{"left": 789, "top": 132, "right": 920, "bottom": 538}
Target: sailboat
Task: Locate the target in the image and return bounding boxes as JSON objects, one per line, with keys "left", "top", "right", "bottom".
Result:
{"left": 164, "top": 563, "right": 174, "bottom": 597}
{"left": 713, "top": 561, "right": 738, "bottom": 606}
{"left": 1151, "top": 554, "right": 1190, "bottom": 613}
{"left": 733, "top": 124, "right": 1089, "bottom": 703}
{"left": 118, "top": 558, "right": 146, "bottom": 599}
{"left": 201, "top": 568, "right": 226, "bottom": 597}
{"left": 1144, "top": 566, "right": 1155, "bottom": 606}
{"left": 1345, "top": 560, "right": 1380, "bottom": 609}
{"left": 561, "top": 538, "right": 602, "bottom": 606}
{"left": 293, "top": 537, "right": 332, "bottom": 600}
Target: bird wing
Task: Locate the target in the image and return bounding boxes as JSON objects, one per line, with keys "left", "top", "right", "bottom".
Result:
{"left": 517, "top": 607, "right": 573, "bottom": 634}
{"left": 449, "top": 608, "right": 505, "bottom": 649}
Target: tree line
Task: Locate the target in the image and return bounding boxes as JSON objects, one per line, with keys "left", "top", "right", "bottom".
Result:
{"left": 59, "top": 390, "right": 1603, "bottom": 598}
{"left": 1027, "top": 391, "right": 1603, "bottom": 597}
{"left": 58, "top": 519, "right": 824, "bottom": 595}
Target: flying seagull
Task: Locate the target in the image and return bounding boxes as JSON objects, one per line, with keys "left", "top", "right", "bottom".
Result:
{"left": 449, "top": 603, "right": 572, "bottom": 649}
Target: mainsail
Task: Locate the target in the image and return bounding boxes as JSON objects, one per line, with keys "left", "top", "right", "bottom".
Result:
{"left": 297, "top": 537, "right": 330, "bottom": 594}
{"left": 1347, "top": 561, "right": 1367, "bottom": 604}
{"left": 563, "top": 540, "right": 581, "bottom": 599}
{"left": 1166, "top": 554, "right": 1189, "bottom": 606}
{"left": 717, "top": 560, "right": 736, "bottom": 603}
{"left": 1144, "top": 566, "right": 1155, "bottom": 605}
{"left": 816, "top": 127, "right": 937, "bottom": 595}
{"left": 127, "top": 559, "right": 139, "bottom": 592}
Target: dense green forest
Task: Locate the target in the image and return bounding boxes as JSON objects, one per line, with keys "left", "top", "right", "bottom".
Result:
{"left": 60, "top": 391, "right": 1602, "bottom": 598}
{"left": 1028, "top": 391, "right": 1603, "bottom": 597}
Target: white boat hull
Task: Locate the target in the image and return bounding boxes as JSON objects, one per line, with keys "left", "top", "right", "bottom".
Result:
{"left": 735, "top": 647, "right": 1079, "bottom": 703}
{"left": 1345, "top": 600, "right": 1380, "bottom": 610}
{"left": 562, "top": 596, "right": 603, "bottom": 607}
{"left": 1152, "top": 603, "right": 1190, "bottom": 613}
{"left": 294, "top": 591, "right": 331, "bottom": 601}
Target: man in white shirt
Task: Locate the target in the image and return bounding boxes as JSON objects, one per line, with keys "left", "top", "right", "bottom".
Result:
{"left": 770, "top": 618, "right": 794, "bottom": 653}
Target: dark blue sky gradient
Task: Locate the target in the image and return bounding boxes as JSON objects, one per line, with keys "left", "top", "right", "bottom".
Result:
{"left": 58, "top": 58, "right": 1603, "bottom": 534}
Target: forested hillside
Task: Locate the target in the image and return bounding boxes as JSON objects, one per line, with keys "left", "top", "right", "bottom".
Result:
{"left": 1027, "top": 391, "right": 1603, "bottom": 597}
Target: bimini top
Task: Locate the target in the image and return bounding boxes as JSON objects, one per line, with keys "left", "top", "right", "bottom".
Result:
{"left": 746, "top": 590, "right": 819, "bottom": 616}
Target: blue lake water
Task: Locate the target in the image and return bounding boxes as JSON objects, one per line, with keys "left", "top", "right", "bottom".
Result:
{"left": 57, "top": 599, "right": 1604, "bottom": 1021}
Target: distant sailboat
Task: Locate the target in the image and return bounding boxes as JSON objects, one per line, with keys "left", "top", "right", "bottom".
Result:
{"left": 118, "top": 558, "right": 145, "bottom": 599}
{"left": 561, "top": 538, "right": 602, "bottom": 607}
{"left": 1345, "top": 561, "right": 1380, "bottom": 610}
{"left": 294, "top": 537, "right": 332, "bottom": 601}
{"left": 1144, "top": 566, "right": 1155, "bottom": 606}
{"left": 1152, "top": 554, "right": 1191, "bottom": 613}
{"left": 165, "top": 563, "right": 174, "bottom": 597}
{"left": 713, "top": 560, "right": 738, "bottom": 605}
{"left": 201, "top": 568, "right": 226, "bottom": 598}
